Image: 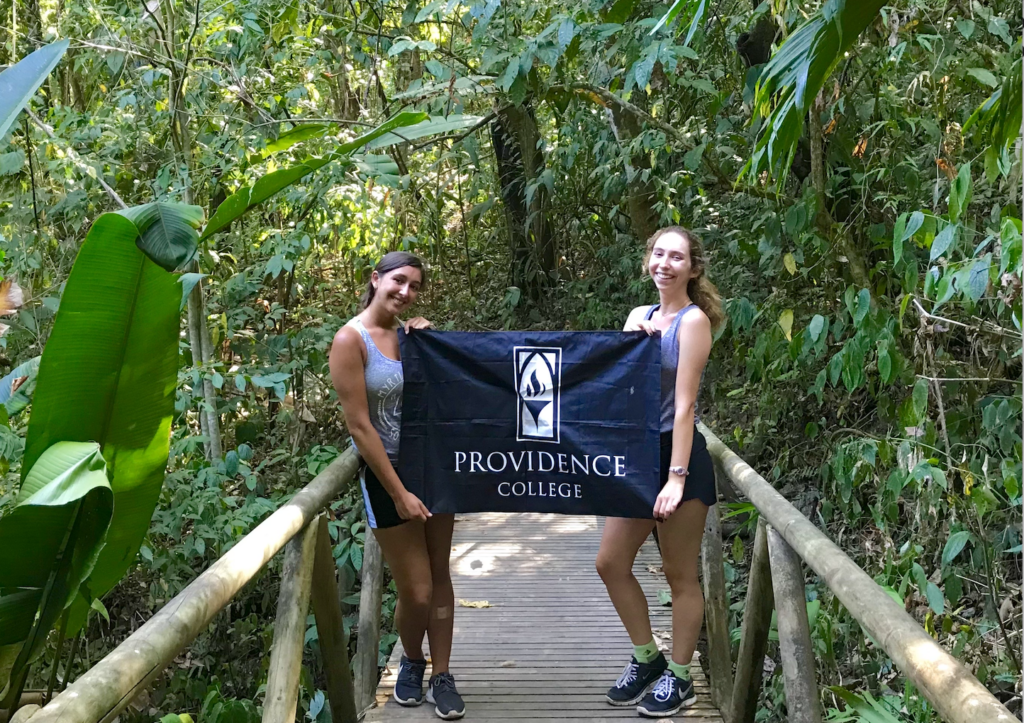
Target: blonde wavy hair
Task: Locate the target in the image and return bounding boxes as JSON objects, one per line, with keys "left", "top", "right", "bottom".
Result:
{"left": 644, "top": 226, "right": 725, "bottom": 331}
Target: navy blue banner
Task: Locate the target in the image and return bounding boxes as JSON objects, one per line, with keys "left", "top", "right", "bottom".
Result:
{"left": 396, "top": 331, "right": 661, "bottom": 518}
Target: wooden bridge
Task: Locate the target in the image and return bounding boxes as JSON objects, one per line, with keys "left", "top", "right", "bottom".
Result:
{"left": 14, "top": 426, "right": 1014, "bottom": 723}
{"left": 365, "top": 512, "right": 720, "bottom": 721}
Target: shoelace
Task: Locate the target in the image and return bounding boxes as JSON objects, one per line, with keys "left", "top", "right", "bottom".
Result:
{"left": 401, "top": 661, "right": 425, "bottom": 687}
{"left": 652, "top": 672, "right": 676, "bottom": 702}
{"left": 615, "top": 661, "right": 639, "bottom": 688}
{"left": 432, "top": 672, "right": 457, "bottom": 695}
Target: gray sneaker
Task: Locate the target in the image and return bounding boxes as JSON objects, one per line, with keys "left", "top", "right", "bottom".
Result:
{"left": 394, "top": 655, "right": 427, "bottom": 706}
{"left": 427, "top": 671, "right": 466, "bottom": 720}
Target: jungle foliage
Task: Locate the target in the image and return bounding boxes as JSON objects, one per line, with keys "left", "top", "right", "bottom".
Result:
{"left": 0, "top": 0, "right": 1020, "bottom": 720}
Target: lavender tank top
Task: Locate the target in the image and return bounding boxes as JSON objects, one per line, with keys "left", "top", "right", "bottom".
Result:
{"left": 645, "top": 304, "right": 702, "bottom": 432}
{"left": 350, "top": 318, "right": 403, "bottom": 461}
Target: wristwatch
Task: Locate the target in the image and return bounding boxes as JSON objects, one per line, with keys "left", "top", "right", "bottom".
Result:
{"left": 668, "top": 466, "right": 689, "bottom": 477}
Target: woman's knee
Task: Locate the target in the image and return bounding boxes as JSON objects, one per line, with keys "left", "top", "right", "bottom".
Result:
{"left": 663, "top": 564, "right": 700, "bottom": 596}
{"left": 596, "top": 551, "right": 631, "bottom": 582}
{"left": 400, "top": 579, "right": 434, "bottom": 611}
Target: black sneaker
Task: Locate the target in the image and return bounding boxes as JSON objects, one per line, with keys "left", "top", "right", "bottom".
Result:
{"left": 605, "top": 652, "right": 668, "bottom": 706}
{"left": 637, "top": 670, "right": 697, "bottom": 718}
{"left": 427, "top": 671, "right": 466, "bottom": 720}
{"left": 393, "top": 655, "right": 427, "bottom": 706}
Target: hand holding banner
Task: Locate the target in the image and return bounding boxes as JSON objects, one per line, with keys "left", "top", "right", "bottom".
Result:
{"left": 397, "top": 330, "right": 661, "bottom": 518}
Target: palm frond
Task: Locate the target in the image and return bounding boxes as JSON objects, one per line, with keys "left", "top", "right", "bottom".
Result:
{"left": 963, "top": 55, "right": 1022, "bottom": 155}
{"left": 739, "top": 0, "right": 885, "bottom": 188}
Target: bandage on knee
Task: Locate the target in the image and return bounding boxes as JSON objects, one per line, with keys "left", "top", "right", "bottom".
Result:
{"left": 433, "top": 605, "right": 453, "bottom": 620}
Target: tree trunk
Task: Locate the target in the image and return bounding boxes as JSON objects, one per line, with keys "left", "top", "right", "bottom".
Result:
{"left": 491, "top": 104, "right": 555, "bottom": 296}
{"left": 163, "top": 0, "right": 223, "bottom": 461}
{"left": 608, "top": 102, "right": 659, "bottom": 243}
{"left": 490, "top": 115, "right": 531, "bottom": 290}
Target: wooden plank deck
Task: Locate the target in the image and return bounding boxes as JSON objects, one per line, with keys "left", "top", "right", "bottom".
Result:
{"left": 364, "top": 513, "right": 724, "bottom": 721}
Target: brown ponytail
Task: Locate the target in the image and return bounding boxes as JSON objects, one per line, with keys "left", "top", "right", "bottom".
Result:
{"left": 360, "top": 251, "right": 427, "bottom": 310}
{"left": 645, "top": 226, "right": 725, "bottom": 331}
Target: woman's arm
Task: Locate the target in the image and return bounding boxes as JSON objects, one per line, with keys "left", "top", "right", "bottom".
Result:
{"left": 328, "top": 326, "right": 430, "bottom": 521}
{"left": 653, "top": 310, "right": 712, "bottom": 520}
{"left": 623, "top": 305, "right": 654, "bottom": 332}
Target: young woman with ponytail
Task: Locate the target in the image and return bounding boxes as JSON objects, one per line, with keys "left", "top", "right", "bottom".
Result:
{"left": 596, "top": 227, "right": 723, "bottom": 717}
{"left": 329, "top": 252, "right": 465, "bottom": 720}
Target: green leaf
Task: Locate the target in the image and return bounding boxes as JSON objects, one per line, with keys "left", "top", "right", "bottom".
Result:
{"left": 0, "top": 356, "right": 40, "bottom": 416}
{"left": 778, "top": 309, "right": 794, "bottom": 341}
{"left": 682, "top": 143, "right": 705, "bottom": 171}
{"left": 783, "top": 253, "right": 797, "bottom": 275}
{"left": 260, "top": 124, "right": 329, "bottom": 158}
{"left": 853, "top": 288, "right": 870, "bottom": 327}
{"left": 23, "top": 212, "right": 181, "bottom": 612}
{"left": 966, "top": 256, "right": 990, "bottom": 302}
{"left": 649, "top": 0, "right": 702, "bottom": 39}
{"left": 201, "top": 112, "right": 428, "bottom": 241}
{"left": 942, "top": 531, "right": 971, "bottom": 566}
{"left": 0, "top": 150, "right": 25, "bottom": 175}
{"left": 362, "top": 114, "right": 481, "bottom": 150}
{"left": 955, "top": 19, "right": 975, "bottom": 39}
{"left": 925, "top": 581, "right": 945, "bottom": 614}
{"left": 900, "top": 211, "right": 924, "bottom": 244}
{"left": 0, "top": 39, "right": 69, "bottom": 143}
{"left": 178, "top": 273, "right": 208, "bottom": 311}
{"left": 117, "top": 202, "right": 204, "bottom": 272}
{"left": 829, "top": 686, "right": 905, "bottom": 723}
{"left": 415, "top": 0, "right": 445, "bottom": 23}
{"left": 912, "top": 378, "right": 928, "bottom": 421}
{"left": 808, "top": 314, "right": 825, "bottom": 342}
{"left": 0, "top": 442, "right": 112, "bottom": 693}
{"left": 877, "top": 346, "right": 892, "bottom": 383}
{"left": 930, "top": 224, "right": 957, "bottom": 261}
{"left": 557, "top": 19, "right": 576, "bottom": 49}
{"left": 964, "top": 59, "right": 1022, "bottom": 155}
{"left": 948, "top": 162, "right": 972, "bottom": 223}
{"left": 892, "top": 214, "right": 906, "bottom": 264}
{"left": 966, "top": 68, "right": 999, "bottom": 88}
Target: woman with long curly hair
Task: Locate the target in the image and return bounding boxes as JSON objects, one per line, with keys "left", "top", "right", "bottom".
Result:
{"left": 596, "top": 227, "right": 724, "bottom": 718}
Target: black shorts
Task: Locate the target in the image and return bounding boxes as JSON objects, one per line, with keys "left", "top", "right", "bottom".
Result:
{"left": 660, "top": 426, "right": 717, "bottom": 507}
{"left": 360, "top": 463, "right": 407, "bottom": 529}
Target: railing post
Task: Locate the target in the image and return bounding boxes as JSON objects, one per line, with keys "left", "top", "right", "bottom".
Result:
{"left": 311, "top": 515, "right": 359, "bottom": 723}
{"left": 728, "top": 516, "right": 773, "bottom": 723}
{"left": 263, "top": 521, "right": 319, "bottom": 723}
{"left": 702, "top": 460, "right": 734, "bottom": 718}
{"left": 767, "top": 526, "right": 823, "bottom": 723}
{"left": 354, "top": 528, "right": 384, "bottom": 712}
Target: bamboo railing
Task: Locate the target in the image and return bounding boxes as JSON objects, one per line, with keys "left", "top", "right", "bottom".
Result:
{"left": 19, "top": 448, "right": 371, "bottom": 723}
{"left": 697, "top": 423, "right": 1016, "bottom": 723}
{"left": 12, "top": 427, "right": 1016, "bottom": 723}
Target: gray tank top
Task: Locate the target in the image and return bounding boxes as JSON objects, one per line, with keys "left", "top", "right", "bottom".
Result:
{"left": 645, "top": 304, "right": 702, "bottom": 432}
{"left": 350, "top": 318, "right": 403, "bottom": 461}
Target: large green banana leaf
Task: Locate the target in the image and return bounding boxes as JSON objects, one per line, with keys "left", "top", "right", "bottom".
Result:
{"left": 0, "top": 39, "right": 69, "bottom": 143}
{"left": 23, "top": 208, "right": 188, "bottom": 603}
{"left": 200, "top": 110, "right": 428, "bottom": 240}
{"left": 740, "top": 0, "right": 885, "bottom": 187}
{"left": 0, "top": 442, "right": 112, "bottom": 698}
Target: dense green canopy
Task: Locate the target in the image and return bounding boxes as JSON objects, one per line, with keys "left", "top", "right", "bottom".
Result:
{"left": 0, "top": 0, "right": 1019, "bottom": 719}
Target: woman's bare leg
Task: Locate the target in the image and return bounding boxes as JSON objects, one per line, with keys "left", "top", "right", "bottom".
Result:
{"left": 655, "top": 500, "right": 709, "bottom": 665}
{"left": 424, "top": 513, "right": 456, "bottom": 674}
{"left": 596, "top": 517, "right": 657, "bottom": 645}
{"left": 373, "top": 522, "right": 432, "bottom": 659}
